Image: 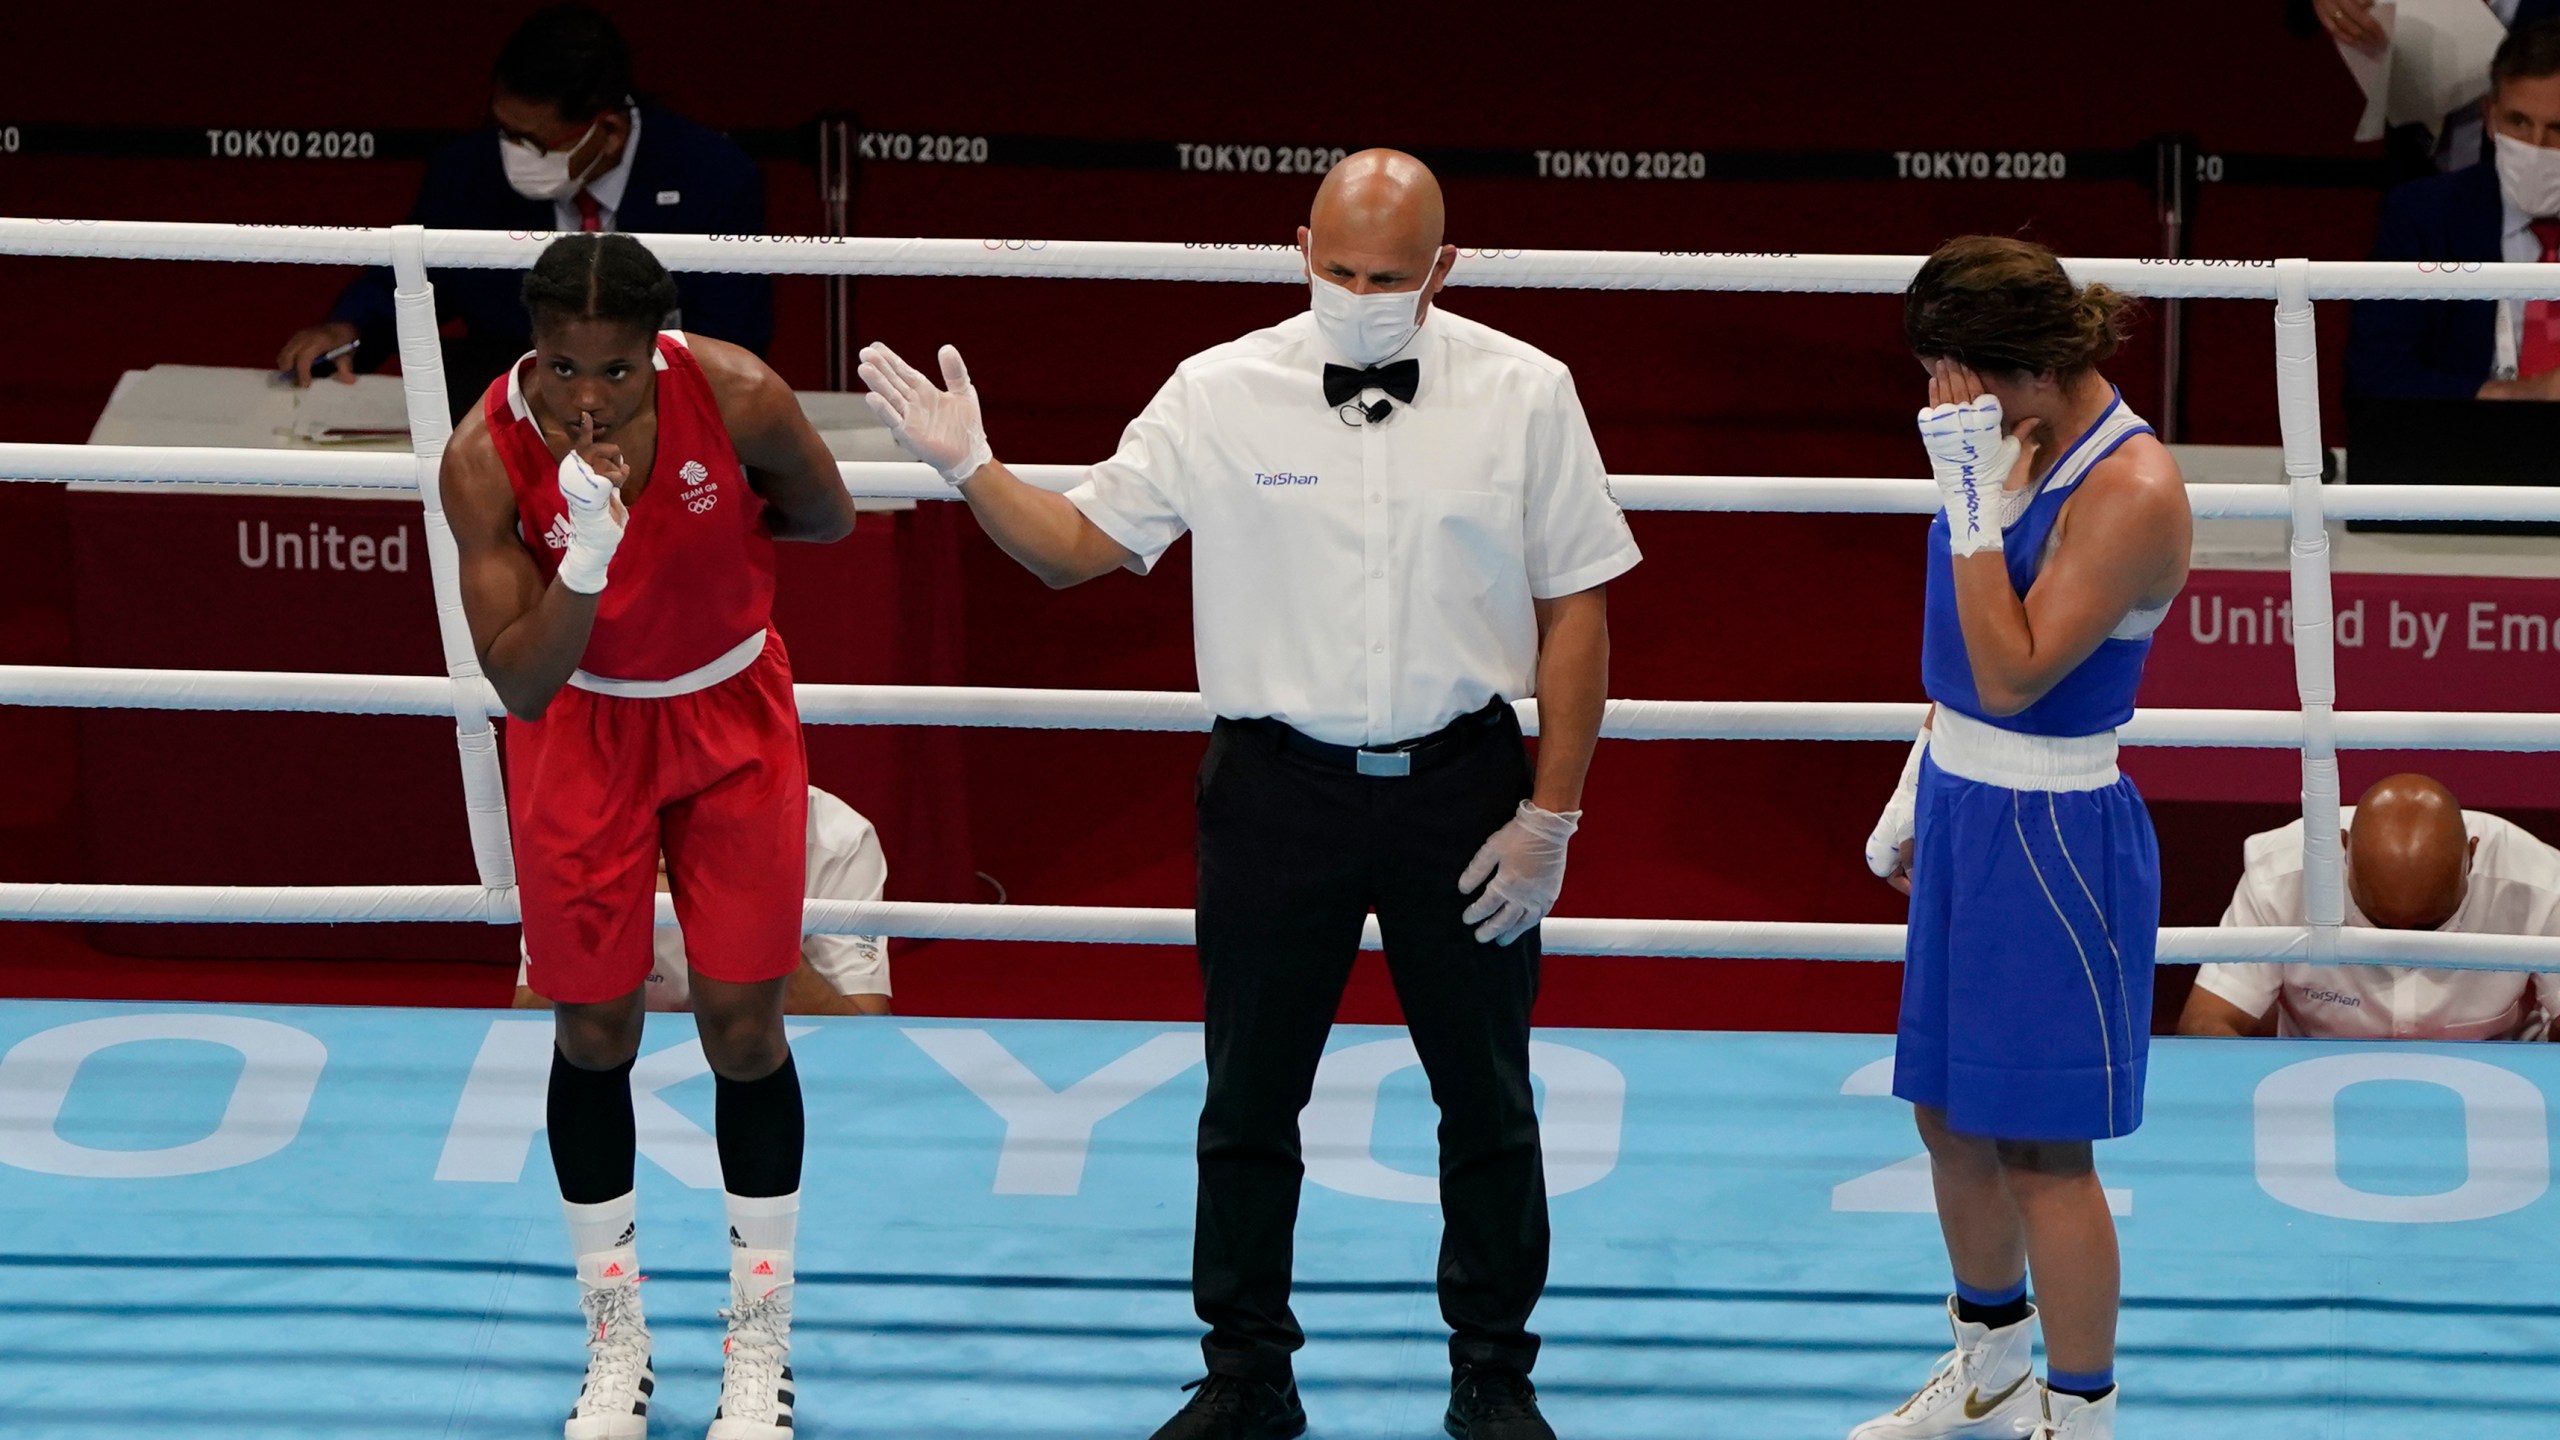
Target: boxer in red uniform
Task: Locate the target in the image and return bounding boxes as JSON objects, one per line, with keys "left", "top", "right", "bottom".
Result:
{"left": 442, "top": 232, "right": 853, "bottom": 1440}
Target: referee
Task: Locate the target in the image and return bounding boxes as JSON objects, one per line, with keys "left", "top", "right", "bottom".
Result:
{"left": 859, "top": 149, "right": 1638, "bottom": 1440}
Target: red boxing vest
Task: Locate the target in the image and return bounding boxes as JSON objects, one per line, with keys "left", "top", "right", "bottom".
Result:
{"left": 486, "top": 332, "right": 777, "bottom": 682}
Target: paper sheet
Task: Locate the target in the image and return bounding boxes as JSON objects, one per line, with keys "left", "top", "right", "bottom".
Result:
{"left": 287, "top": 375, "right": 412, "bottom": 444}
{"left": 2340, "top": 0, "right": 2511, "bottom": 142}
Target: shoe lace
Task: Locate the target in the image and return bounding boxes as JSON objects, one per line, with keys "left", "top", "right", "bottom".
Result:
{"left": 1895, "top": 1348, "right": 1967, "bottom": 1414}
{"left": 574, "top": 1283, "right": 649, "bottom": 1414}
{"left": 1179, "top": 1374, "right": 1273, "bottom": 1417}
{"left": 1455, "top": 1366, "right": 1541, "bottom": 1421}
{"left": 717, "top": 1285, "right": 791, "bottom": 1422}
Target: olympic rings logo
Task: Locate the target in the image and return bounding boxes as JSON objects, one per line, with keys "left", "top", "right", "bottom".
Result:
{"left": 1455, "top": 247, "right": 1525, "bottom": 260}
{"left": 2415, "top": 262, "right": 2486, "bottom": 274}
{"left": 30, "top": 218, "right": 101, "bottom": 226}
{"left": 981, "top": 239, "right": 1050, "bottom": 252}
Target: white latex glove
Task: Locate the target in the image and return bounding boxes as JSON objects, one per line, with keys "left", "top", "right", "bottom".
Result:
{"left": 858, "top": 341, "right": 994, "bottom": 485}
{"left": 1915, "top": 393, "right": 2020, "bottom": 557}
{"left": 553, "top": 440, "right": 627, "bottom": 596}
{"left": 1865, "top": 726, "right": 1931, "bottom": 883}
{"left": 1458, "top": 801, "right": 1581, "bottom": 946}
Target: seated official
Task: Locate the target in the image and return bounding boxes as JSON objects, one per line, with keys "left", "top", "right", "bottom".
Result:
{"left": 273, "top": 3, "right": 770, "bottom": 410}
{"left": 2348, "top": 18, "right": 2560, "bottom": 400}
{"left": 2316, "top": 0, "right": 2560, "bottom": 175}
{"left": 2180, "top": 774, "right": 2560, "bottom": 1040}
{"left": 514, "top": 786, "right": 892, "bottom": 1016}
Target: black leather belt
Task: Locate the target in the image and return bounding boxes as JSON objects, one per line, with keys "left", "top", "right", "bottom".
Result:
{"left": 1230, "top": 699, "right": 1514, "bottom": 778}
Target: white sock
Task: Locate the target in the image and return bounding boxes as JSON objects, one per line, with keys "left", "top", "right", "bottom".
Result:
{"left": 564, "top": 1191, "right": 638, "bottom": 1274}
{"left": 725, "top": 1190, "right": 799, "bottom": 1257}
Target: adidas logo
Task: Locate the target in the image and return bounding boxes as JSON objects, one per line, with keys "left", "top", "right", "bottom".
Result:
{"left": 730, "top": 1226, "right": 746, "bottom": 1249}
{"left": 752, "top": 1260, "right": 774, "bottom": 1277}
{"left": 544, "top": 513, "right": 573, "bottom": 551}
{"left": 602, "top": 1262, "right": 624, "bottom": 1278}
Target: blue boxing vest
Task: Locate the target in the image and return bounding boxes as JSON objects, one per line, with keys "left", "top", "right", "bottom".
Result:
{"left": 1921, "top": 391, "right": 2156, "bottom": 738}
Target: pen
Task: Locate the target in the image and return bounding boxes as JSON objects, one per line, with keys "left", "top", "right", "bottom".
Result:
{"left": 279, "top": 339, "right": 360, "bottom": 383}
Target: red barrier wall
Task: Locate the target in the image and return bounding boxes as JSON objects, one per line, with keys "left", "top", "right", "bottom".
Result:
{"left": 0, "top": 6, "right": 2414, "bottom": 1024}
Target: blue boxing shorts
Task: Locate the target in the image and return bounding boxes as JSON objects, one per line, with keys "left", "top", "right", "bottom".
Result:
{"left": 1894, "top": 711, "right": 2159, "bottom": 1142}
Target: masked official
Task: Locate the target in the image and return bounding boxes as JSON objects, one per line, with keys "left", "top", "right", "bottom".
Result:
{"left": 270, "top": 4, "right": 770, "bottom": 411}
{"left": 858, "top": 149, "right": 1638, "bottom": 1440}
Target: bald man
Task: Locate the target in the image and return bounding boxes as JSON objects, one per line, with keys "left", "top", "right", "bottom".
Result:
{"left": 2180, "top": 775, "right": 2560, "bottom": 1040}
{"left": 859, "top": 150, "right": 1637, "bottom": 1440}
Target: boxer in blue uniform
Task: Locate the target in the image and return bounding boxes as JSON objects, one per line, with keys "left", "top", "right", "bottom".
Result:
{"left": 1852, "top": 237, "right": 2190, "bottom": 1440}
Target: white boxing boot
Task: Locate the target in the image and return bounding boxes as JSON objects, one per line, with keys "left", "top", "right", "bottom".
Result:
{"left": 708, "top": 1248, "right": 796, "bottom": 1439}
{"left": 1847, "top": 1298, "right": 2042, "bottom": 1439}
{"left": 2036, "top": 1387, "right": 2114, "bottom": 1439}
{"left": 566, "top": 1247, "right": 654, "bottom": 1440}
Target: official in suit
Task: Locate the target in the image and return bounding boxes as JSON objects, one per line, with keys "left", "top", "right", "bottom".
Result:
{"left": 2312, "top": 0, "right": 2559, "bottom": 173}
{"left": 272, "top": 4, "right": 771, "bottom": 413}
{"left": 2348, "top": 18, "right": 2560, "bottom": 400}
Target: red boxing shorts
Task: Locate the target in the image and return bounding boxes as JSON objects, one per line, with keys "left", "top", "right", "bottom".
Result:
{"left": 510, "top": 632, "right": 808, "bottom": 1004}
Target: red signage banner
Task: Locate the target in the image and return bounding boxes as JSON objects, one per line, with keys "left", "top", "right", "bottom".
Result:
{"left": 2133, "top": 569, "right": 2560, "bottom": 808}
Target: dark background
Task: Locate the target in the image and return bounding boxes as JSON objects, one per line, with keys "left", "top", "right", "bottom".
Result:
{"left": 0, "top": 3, "right": 2440, "bottom": 1027}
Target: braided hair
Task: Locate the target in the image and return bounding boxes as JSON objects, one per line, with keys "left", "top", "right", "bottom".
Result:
{"left": 520, "top": 232, "right": 678, "bottom": 335}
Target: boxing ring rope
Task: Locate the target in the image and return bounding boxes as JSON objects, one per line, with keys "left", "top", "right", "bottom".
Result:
{"left": 16, "top": 218, "right": 2560, "bottom": 299}
{"left": 9, "top": 666, "right": 2560, "bottom": 752}
{"left": 387, "top": 227, "right": 516, "bottom": 898}
{"left": 0, "top": 877, "right": 2541, "bottom": 972}
{"left": 18, "top": 444, "right": 2560, "bottom": 523}
{"left": 6, "top": 217, "right": 2559, "bottom": 971}
{"left": 2272, "top": 262, "right": 2345, "bottom": 962}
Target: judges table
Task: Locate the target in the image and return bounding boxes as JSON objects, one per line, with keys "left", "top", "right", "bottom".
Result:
{"left": 2135, "top": 444, "right": 2560, "bottom": 812}
{"left": 70, "top": 366, "right": 971, "bottom": 964}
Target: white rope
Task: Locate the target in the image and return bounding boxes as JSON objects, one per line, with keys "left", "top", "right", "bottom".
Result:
{"left": 2274, "top": 262, "right": 2346, "bottom": 962}
{"left": 12, "top": 221, "right": 2558, "bottom": 985}
{"left": 1, "top": 882, "right": 2549, "bottom": 971}
{"left": 791, "top": 683, "right": 1211, "bottom": 730}
{"left": 6, "top": 666, "right": 2559, "bottom": 750}
{"left": 19, "top": 441, "right": 2560, "bottom": 524}
{"left": 20, "top": 219, "right": 2560, "bottom": 299}
{"left": 0, "top": 443, "right": 418, "bottom": 490}
{"left": 388, "top": 224, "right": 517, "bottom": 895}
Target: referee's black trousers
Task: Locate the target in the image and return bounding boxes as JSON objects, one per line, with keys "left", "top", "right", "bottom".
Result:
{"left": 1190, "top": 706, "right": 1547, "bottom": 1382}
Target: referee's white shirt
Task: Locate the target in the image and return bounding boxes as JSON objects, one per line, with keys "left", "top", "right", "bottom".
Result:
{"left": 2195, "top": 809, "right": 2560, "bottom": 1040}
{"left": 1067, "top": 307, "right": 1642, "bottom": 747}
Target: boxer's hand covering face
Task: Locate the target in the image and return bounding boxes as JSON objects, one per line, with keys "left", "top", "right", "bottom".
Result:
{"left": 554, "top": 411, "right": 630, "bottom": 595}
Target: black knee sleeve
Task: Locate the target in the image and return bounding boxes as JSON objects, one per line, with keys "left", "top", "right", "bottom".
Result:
{"left": 546, "top": 1046, "right": 637, "bottom": 1205}
{"left": 714, "top": 1051, "right": 805, "bottom": 1198}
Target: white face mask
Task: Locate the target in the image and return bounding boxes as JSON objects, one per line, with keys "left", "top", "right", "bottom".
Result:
{"left": 501, "top": 115, "right": 609, "bottom": 201}
{"left": 2495, "top": 131, "right": 2560, "bottom": 220}
{"left": 1305, "top": 239, "right": 1437, "bottom": 366}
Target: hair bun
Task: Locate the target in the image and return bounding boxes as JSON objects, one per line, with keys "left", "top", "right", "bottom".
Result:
{"left": 1902, "top": 236, "right": 2141, "bottom": 377}
{"left": 2074, "top": 282, "right": 2133, "bottom": 367}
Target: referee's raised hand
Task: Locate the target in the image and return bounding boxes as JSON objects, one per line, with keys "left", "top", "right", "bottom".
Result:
{"left": 858, "top": 341, "right": 994, "bottom": 486}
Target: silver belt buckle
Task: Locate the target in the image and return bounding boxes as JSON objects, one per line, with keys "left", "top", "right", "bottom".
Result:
{"left": 1355, "top": 748, "right": 1412, "bottom": 778}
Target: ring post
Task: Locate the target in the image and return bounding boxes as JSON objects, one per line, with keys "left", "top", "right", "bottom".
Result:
{"left": 389, "top": 223, "right": 519, "bottom": 907}
{"left": 2273, "top": 259, "right": 2343, "bottom": 962}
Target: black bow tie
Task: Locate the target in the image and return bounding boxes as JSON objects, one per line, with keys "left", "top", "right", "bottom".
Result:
{"left": 1323, "top": 359, "right": 1419, "bottom": 408}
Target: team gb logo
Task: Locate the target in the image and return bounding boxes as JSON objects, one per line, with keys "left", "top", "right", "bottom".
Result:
{"left": 679, "top": 459, "right": 717, "bottom": 514}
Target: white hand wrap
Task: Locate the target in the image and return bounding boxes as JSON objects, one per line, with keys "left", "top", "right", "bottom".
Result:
{"left": 554, "top": 449, "right": 626, "bottom": 596}
{"left": 1864, "top": 728, "right": 1930, "bottom": 879}
{"left": 1916, "top": 395, "right": 2019, "bottom": 557}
